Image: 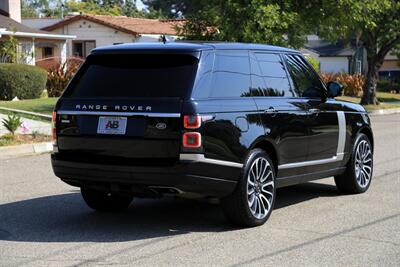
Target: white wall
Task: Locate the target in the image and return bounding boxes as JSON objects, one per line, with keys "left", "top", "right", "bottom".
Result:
{"left": 0, "top": 0, "right": 21, "bottom": 22}
{"left": 52, "top": 19, "right": 137, "bottom": 56}
{"left": 319, "top": 57, "right": 349, "bottom": 73}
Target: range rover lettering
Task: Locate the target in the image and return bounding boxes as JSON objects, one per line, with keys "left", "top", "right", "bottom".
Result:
{"left": 51, "top": 42, "right": 374, "bottom": 227}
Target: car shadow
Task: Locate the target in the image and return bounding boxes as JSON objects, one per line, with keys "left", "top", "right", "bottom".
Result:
{"left": 0, "top": 182, "right": 339, "bottom": 243}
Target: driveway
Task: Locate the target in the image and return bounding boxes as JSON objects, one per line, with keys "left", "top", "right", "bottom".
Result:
{"left": 0, "top": 114, "right": 399, "bottom": 266}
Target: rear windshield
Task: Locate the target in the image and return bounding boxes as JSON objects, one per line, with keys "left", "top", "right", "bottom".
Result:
{"left": 64, "top": 54, "right": 198, "bottom": 98}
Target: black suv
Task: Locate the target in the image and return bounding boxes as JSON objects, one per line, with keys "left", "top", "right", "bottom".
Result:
{"left": 51, "top": 42, "right": 374, "bottom": 227}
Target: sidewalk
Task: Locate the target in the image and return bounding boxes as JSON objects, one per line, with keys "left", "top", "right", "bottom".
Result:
{"left": 0, "top": 114, "right": 51, "bottom": 136}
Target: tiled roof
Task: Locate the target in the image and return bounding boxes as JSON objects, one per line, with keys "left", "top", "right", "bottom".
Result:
{"left": 0, "top": 14, "right": 48, "bottom": 34}
{"left": 305, "top": 40, "right": 354, "bottom": 57}
{"left": 41, "top": 14, "right": 183, "bottom": 36}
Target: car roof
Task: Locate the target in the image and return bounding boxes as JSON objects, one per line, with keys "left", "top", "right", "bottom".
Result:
{"left": 91, "top": 41, "right": 299, "bottom": 55}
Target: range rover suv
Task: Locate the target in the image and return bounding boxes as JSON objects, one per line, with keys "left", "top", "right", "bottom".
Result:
{"left": 51, "top": 42, "right": 374, "bottom": 227}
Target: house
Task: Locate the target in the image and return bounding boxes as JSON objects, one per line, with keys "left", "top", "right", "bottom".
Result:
{"left": 23, "top": 14, "right": 182, "bottom": 58}
{"left": 301, "top": 36, "right": 356, "bottom": 73}
{"left": 302, "top": 35, "right": 400, "bottom": 78}
{"left": 0, "top": 0, "right": 75, "bottom": 66}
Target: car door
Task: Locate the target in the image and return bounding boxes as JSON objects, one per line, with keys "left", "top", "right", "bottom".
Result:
{"left": 250, "top": 52, "right": 310, "bottom": 177}
{"left": 284, "top": 54, "right": 342, "bottom": 171}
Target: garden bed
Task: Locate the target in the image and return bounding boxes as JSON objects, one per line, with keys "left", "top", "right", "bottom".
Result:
{"left": 0, "top": 134, "right": 52, "bottom": 147}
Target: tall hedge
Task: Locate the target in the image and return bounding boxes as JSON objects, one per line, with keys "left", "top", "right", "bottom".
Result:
{"left": 0, "top": 63, "right": 47, "bottom": 100}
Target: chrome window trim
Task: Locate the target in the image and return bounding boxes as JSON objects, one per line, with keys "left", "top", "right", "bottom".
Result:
{"left": 57, "top": 110, "right": 181, "bottom": 118}
{"left": 180, "top": 154, "right": 243, "bottom": 168}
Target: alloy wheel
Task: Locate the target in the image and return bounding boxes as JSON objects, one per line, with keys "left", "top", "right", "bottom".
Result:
{"left": 354, "top": 140, "right": 373, "bottom": 188}
{"left": 247, "top": 157, "right": 274, "bottom": 219}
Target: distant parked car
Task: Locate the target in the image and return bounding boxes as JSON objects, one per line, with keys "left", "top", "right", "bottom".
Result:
{"left": 51, "top": 42, "right": 374, "bottom": 227}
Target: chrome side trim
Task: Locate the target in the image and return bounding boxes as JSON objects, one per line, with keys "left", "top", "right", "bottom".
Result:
{"left": 278, "top": 111, "right": 347, "bottom": 170}
{"left": 57, "top": 110, "right": 181, "bottom": 118}
{"left": 336, "top": 111, "right": 346, "bottom": 161}
{"left": 278, "top": 156, "right": 339, "bottom": 169}
{"left": 180, "top": 154, "right": 243, "bottom": 168}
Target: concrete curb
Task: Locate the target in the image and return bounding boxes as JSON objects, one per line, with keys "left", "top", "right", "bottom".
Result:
{"left": 0, "top": 142, "right": 53, "bottom": 158}
{"left": 368, "top": 108, "right": 400, "bottom": 116}
{"left": 0, "top": 107, "right": 52, "bottom": 121}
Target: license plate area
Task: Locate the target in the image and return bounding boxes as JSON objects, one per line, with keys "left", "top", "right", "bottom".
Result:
{"left": 97, "top": 116, "right": 127, "bottom": 135}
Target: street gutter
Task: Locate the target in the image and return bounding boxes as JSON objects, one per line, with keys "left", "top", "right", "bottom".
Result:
{"left": 0, "top": 142, "right": 53, "bottom": 159}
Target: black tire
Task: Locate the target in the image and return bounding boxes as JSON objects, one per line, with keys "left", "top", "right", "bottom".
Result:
{"left": 334, "top": 133, "right": 373, "bottom": 194}
{"left": 221, "top": 149, "right": 276, "bottom": 227}
{"left": 81, "top": 187, "right": 133, "bottom": 212}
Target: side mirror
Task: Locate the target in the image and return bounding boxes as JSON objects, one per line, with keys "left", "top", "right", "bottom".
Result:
{"left": 327, "top": 81, "right": 343, "bottom": 98}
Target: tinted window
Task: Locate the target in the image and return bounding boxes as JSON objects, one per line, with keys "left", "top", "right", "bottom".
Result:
{"left": 65, "top": 54, "right": 198, "bottom": 98}
{"left": 210, "top": 51, "right": 251, "bottom": 98}
{"left": 249, "top": 52, "right": 293, "bottom": 97}
{"left": 285, "top": 54, "right": 325, "bottom": 98}
{"left": 191, "top": 51, "right": 215, "bottom": 99}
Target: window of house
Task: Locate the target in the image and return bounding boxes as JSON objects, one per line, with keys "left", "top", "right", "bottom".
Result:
{"left": 73, "top": 41, "right": 96, "bottom": 58}
{"left": 43, "top": 47, "right": 53, "bottom": 58}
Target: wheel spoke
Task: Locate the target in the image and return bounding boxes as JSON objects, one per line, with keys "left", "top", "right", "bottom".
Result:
{"left": 260, "top": 170, "right": 271, "bottom": 183}
{"left": 363, "top": 165, "right": 372, "bottom": 173}
{"left": 248, "top": 187, "right": 255, "bottom": 195}
{"left": 262, "top": 181, "right": 274, "bottom": 188}
{"left": 363, "top": 150, "right": 371, "bottom": 160}
{"left": 363, "top": 157, "right": 371, "bottom": 163}
{"left": 250, "top": 168, "right": 256, "bottom": 182}
{"left": 255, "top": 160, "right": 259, "bottom": 180}
{"left": 259, "top": 162, "right": 267, "bottom": 182}
{"left": 258, "top": 196, "right": 266, "bottom": 216}
{"left": 260, "top": 194, "right": 271, "bottom": 211}
{"left": 261, "top": 187, "right": 273, "bottom": 196}
{"left": 362, "top": 169, "right": 370, "bottom": 180}
{"left": 248, "top": 194, "right": 255, "bottom": 207}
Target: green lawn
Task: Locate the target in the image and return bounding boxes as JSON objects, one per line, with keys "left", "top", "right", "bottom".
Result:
{"left": 0, "top": 98, "right": 58, "bottom": 115}
{"left": 337, "top": 92, "right": 400, "bottom": 111}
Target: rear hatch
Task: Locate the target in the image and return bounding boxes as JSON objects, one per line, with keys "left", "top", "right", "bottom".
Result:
{"left": 55, "top": 52, "right": 199, "bottom": 165}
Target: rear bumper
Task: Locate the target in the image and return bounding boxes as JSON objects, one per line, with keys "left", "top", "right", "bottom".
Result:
{"left": 51, "top": 153, "right": 241, "bottom": 197}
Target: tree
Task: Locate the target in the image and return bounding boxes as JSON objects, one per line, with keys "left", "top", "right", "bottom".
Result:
{"left": 122, "top": 0, "right": 142, "bottom": 17}
{"left": 21, "top": 0, "right": 39, "bottom": 18}
{"left": 175, "top": 0, "right": 314, "bottom": 48}
{"left": 317, "top": 0, "right": 400, "bottom": 105}
{"left": 142, "top": 0, "right": 189, "bottom": 18}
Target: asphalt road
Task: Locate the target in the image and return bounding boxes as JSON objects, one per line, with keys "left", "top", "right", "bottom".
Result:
{"left": 0, "top": 114, "right": 399, "bottom": 267}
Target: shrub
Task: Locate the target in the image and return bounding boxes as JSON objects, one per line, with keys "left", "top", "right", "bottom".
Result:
{"left": 320, "top": 72, "right": 365, "bottom": 97}
{"left": 44, "top": 57, "right": 84, "bottom": 97}
{"left": 0, "top": 63, "right": 47, "bottom": 100}
{"left": 1, "top": 114, "right": 22, "bottom": 136}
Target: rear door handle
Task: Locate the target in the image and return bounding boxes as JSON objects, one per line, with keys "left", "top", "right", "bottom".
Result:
{"left": 264, "top": 107, "right": 278, "bottom": 114}
{"left": 308, "top": 108, "right": 319, "bottom": 114}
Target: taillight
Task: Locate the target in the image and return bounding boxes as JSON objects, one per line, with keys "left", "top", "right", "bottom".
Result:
{"left": 183, "top": 132, "right": 201, "bottom": 148}
{"left": 52, "top": 111, "right": 57, "bottom": 144}
{"left": 184, "top": 115, "right": 201, "bottom": 129}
